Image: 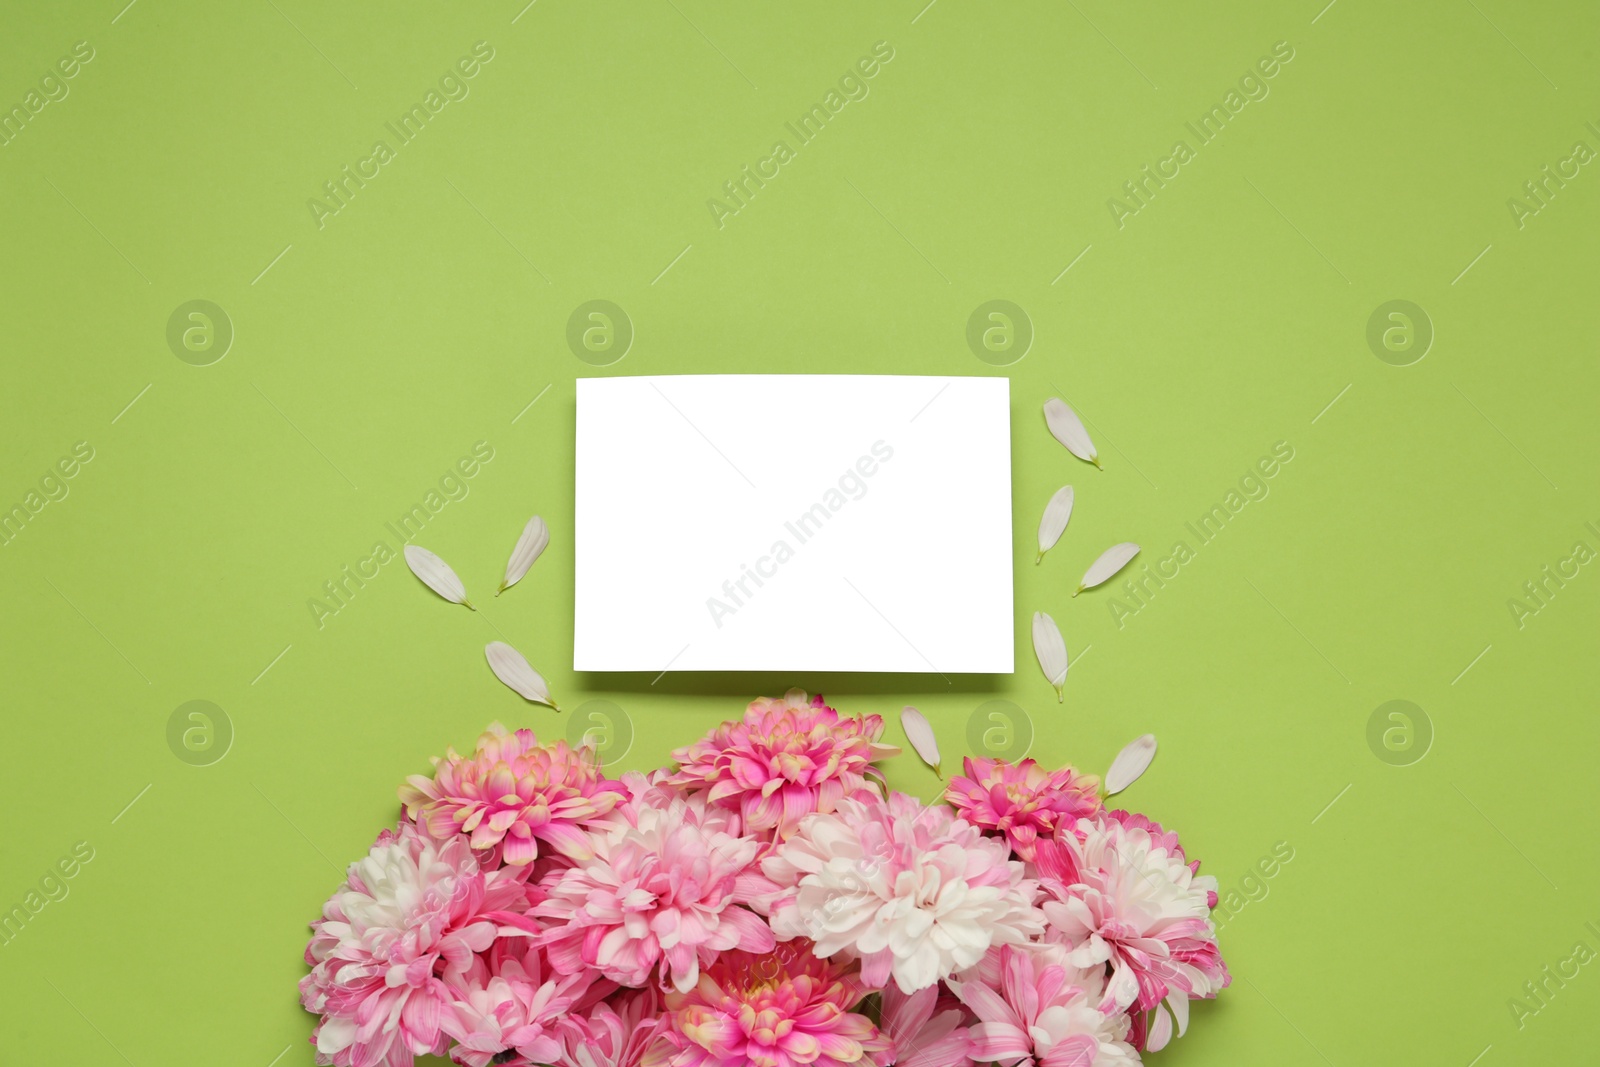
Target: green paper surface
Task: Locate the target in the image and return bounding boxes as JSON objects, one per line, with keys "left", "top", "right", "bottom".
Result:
{"left": 2, "top": 1, "right": 1597, "bottom": 1064}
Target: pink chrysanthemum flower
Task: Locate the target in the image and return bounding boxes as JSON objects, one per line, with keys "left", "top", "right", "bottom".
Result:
{"left": 878, "top": 981, "right": 975, "bottom": 1067}
{"left": 609, "top": 769, "right": 738, "bottom": 836}
{"left": 442, "top": 941, "right": 596, "bottom": 1067}
{"left": 299, "top": 822, "right": 531, "bottom": 1067}
{"left": 666, "top": 690, "right": 898, "bottom": 840}
{"left": 945, "top": 757, "right": 1102, "bottom": 861}
{"left": 399, "top": 723, "right": 629, "bottom": 865}
{"left": 1034, "top": 811, "right": 1229, "bottom": 1029}
{"left": 951, "top": 945, "right": 1140, "bottom": 1067}
{"left": 760, "top": 792, "right": 1044, "bottom": 993}
{"left": 643, "top": 942, "right": 891, "bottom": 1067}
{"left": 549, "top": 989, "right": 669, "bottom": 1067}
{"left": 536, "top": 794, "right": 776, "bottom": 991}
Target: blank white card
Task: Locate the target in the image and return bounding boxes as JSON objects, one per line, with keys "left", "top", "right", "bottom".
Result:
{"left": 573, "top": 375, "right": 1013, "bottom": 673}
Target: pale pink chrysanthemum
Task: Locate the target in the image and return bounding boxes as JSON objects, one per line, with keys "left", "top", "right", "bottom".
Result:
{"left": 535, "top": 793, "right": 776, "bottom": 991}
{"left": 1034, "top": 811, "right": 1229, "bottom": 1026}
{"left": 608, "top": 769, "right": 742, "bottom": 838}
{"left": 951, "top": 944, "right": 1140, "bottom": 1067}
{"left": 944, "top": 757, "right": 1102, "bottom": 861}
{"left": 643, "top": 942, "right": 891, "bottom": 1067}
{"left": 666, "top": 690, "right": 898, "bottom": 840}
{"left": 1100, "top": 810, "right": 1219, "bottom": 910}
{"left": 549, "top": 988, "right": 669, "bottom": 1067}
{"left": 299, "top": 822, "right": 531, "bottom": 1067}
{"left": 878, "top": 980, "right": 975, "bottom": 1067}
{"left": 759, "top": 792, "right": 1044, "bottom": 993}
{"left": 441, "top": 940, "right": 597, "bottom": 1067}
{"left": 399, "top": 723, "right": 629, "bottom": 865}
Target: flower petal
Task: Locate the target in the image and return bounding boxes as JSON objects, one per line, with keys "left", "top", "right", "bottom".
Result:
{"left": 899, "top": 706, "right": 941, "bottom": 776}
{"left": 403, "top": 544, "right": 472, "bottom": 608}
{"left": 1075, "top": 542, "right": 1140, "bottom": 596}
{"left": 1105, "top": 734, "right": 1157, "bottom": 796}
{"left": 1044, "top": 398, "right": 1099, "bottom": 468}
{"left": 1168, "top": 991, "right": 1190, "bottom": 1037}
{"left": 484, "top": 641, "right": 557, "bottom": 709}
{"left": 1032, "top": 611, "right": 1068, "bottom": 703}
{"left": 498, "top": 515, "right": 549, "bottom": 595}
{"left": 1146, "top": 1001, "right": 1174, "bottom": 1052}
{"left": 1036, "top": 485, "right": 1074, "bottom": 564}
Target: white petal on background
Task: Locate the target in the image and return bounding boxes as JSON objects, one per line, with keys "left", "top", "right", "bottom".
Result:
{"left": 1146, "top": 1001, "right": 1174, "bottom": 1053}
{"left": 1076, "top": 542, "right": 1140, "bottom": 596}
{"left": 485, "top": 641, "right": 557, "bottom": 709}
{"left": 900, "top": 705, "right": 941, "bottom": 776}
{"left": 403, "top": 544, "right": 473, "bottom": 609}
{"left": 1168, "top": 992, "right": 1190, "bottom": 1038}
{"left": 1043, "top": 398, "right": 1101, "bottom": 469}
{"left": 1105, "top": 733, "right": 1157, "bottom": 795}
{"left": 1032, "top": 611, "right": 1068, "bottom": 703}
{"left": 1036, "top": 485, "right": 1074, "bottom": 565}
{"left": 498, "top": 515, "right": 550, "bottom": 595}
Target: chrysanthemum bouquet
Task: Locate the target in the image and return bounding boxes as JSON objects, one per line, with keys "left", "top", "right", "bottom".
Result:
{"left": 299, "top": 690, "right": 1228, "bottom": 1067}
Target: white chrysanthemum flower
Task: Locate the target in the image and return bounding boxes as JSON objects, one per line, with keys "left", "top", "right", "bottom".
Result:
{"left": 1035, "top": 811, "right": 1230, "bottom": 1048}
{"left": 759, "top": 792, "right": 1044, "bottom": 992}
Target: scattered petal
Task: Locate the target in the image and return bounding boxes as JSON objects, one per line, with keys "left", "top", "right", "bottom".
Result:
{"left": 484, "top": 641, "right": 557, "bottom": 709}
{"left": 403, "top": 544, "right": 473, "bottom": 609}
{"left": 1036, "top": 485, "right": 1074, "bottom": 565}
{"left": 1032, "top": 611, "right": 1068, "bottom": 703}
{"left": 1105, "top": 734, "right": 1157, "bottom": 795}
{"left": 1044, "top": 398, "right": 1100, "bottom": 469}
{"left": 899, "top": 705, "right": 941, "bottom": 776}
{"left": 1075, "top": 542, "right": 1140, "bottom": 596}
{"left": 498, "top": 515, "right": 549, "bottom": 595}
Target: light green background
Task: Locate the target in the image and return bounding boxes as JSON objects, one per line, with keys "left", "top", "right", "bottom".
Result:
{"left": 2, "top": 1, "right": 1597, "bottom": 1064}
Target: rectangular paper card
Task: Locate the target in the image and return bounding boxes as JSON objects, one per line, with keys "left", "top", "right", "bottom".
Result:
{"left": 574, "top": 374, "right": 1013, "bottom": 673}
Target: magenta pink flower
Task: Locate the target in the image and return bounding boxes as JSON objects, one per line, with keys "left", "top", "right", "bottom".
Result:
{"left": 1034, "top": 812, "right": 1229, "bottom": 1019}
{"left": 952, "top": 945, "right": 1139, "bottom": 1067}
{"left": 666, "top": 690, "right": 898, "bottom": 840}
{"left": 878, "top": 981, "right": 975, "bottom": 1067}
{"left": 300, "top": 822, "right": 532, "bottom": 1067}
{"left": 549, "top": 989, "right": 669, "bottom": 1067}
{"left": 760, "top": 792, "right": 1043, "bottom": 993}
{"left": 536, "top": 794, "right": 776, "bottom": 991}
{"left": 644, "top": 942, "right": 891, "bottom": 1067}
{"left": 399, "top": 723, "right": 629, "bottom": 865}
{"left": 945, "top": 757, "right": 1102, "bottom": 861}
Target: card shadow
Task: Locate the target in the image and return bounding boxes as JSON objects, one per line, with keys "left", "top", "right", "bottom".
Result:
{"left": 575, "top": 670, "right": 1007, "bottom": 699}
